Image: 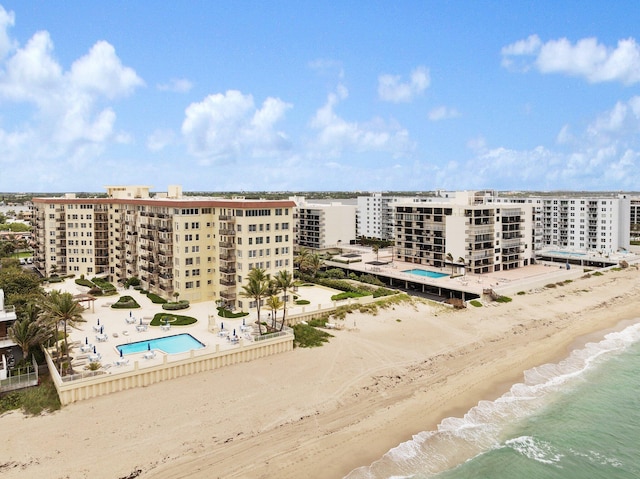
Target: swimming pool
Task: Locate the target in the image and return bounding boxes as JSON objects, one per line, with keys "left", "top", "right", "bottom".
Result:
{"left": 402, "top": 269, "right": 449, "bottom": 278}
{"left": 547, "top": 251, "right": 587, "bottom": 257}
{"left": 117, "top": 333, "right": 205, "bottom": 355}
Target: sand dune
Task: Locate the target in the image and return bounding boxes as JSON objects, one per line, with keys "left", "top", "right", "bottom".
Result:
{"left": 2, "top": 267, "right": 639, "bottom": 478}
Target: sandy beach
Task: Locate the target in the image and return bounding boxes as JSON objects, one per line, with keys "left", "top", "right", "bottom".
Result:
{"left": 2, "top": 265, "right": 640, "bottom": 479}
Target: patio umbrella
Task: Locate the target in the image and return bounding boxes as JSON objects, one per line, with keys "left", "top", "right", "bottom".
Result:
{"left": 120, "top": 349, "right": 123, "bottom": 358}
{"left": 221, "top": 322, "right": 224, "bottom": 330}
{"left": 130, "top": 311, "right": 132, "bottom": 317}
{"left": 100, "top": 325, "right": 103, "bottom": 334}
{"left": 85, "top": 336, "right": 88, "bottom": 345}
{"left": 93, "top": 345, "right": 96, "bottom": 354}
{"left": 233, "top": 328, "right": 236, "bottom": 337}
{"left": 147, "top": 343, "right": 151, "bottom": 351}
{"left": 242, "top": 318, "right": 245, "bottom": 326}
{"left": 97, "top": 318, "right": 100, "bottom": 326}
{"left": 139, "top": 317, "right": 142, "bottom": 325}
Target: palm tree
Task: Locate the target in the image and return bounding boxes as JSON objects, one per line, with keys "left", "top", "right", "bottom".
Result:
{"left": 305, "top": 253, "right": 324, "bottom": 278}
{"left": 294, "top": 247, "right": 311, "bottom": 274}
{"left": 275, "top": 269, "right": 294, "bottom": 331}
{"left": 457, "top": 257, "right": 466, "bottom": 276}
{"left": 40, "top": 290, "right": 85, "bottom": 373}
{"left": 240, "top": 268, "right": 269, "bottom": 335}
{"left": 445, "top": 252, "right": 454, "bottom": 275}
{"left": 265, "top": 295, "right": 283, "bottom": 330}
{"left": 372, "top": 244, "right": 380, "bottom": 262}
{"left": 8, "top": 313, "right": 48, "bottom": 360}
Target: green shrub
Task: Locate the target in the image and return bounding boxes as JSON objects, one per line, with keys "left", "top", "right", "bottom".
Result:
{"left": 470, "top": 300, "right": 483, "bottom": 307}
{"left": 593, "top": 271, "right": 603, "bottom": 276}
{"left": 495, "top": 296, "right": 512, "bottom": 303}
{"left": 331, "top": 291, "right": 369, "bottom": 301}
{"left": 216, "top": 307, "right": 248, "bottom": 318}
{"left": 293, "top": 323, "right": 333, "bottom": 348}
{"left": 162, "top": 300, "right": 190, "bottom": 311}
{"left": 325, "top": 268, "right": 346, "bottom": 279}
{"left": 125, "top": 277, "right": 141, "bottom": 288}
{"left": 151, "top": 312, "right": 197, "bottom": 326}
{"left": 517, "top": 291, "right": 526, "bottom": 295}
{"left": 146, "top": 292, "right": 167, "bottom": 304}
{"left": 91, "top": 277, "right": 116, "bottom": 292}
{"left": 295, "top": 299, "right": 310, "bottom": 305}
{"left": 111, "top": 295, "right": 141, "bottom": 309}
{"left": 75, "top": 278, "right": 94, "bottom": 288}
{"left": 372, "top": 287, "right": 398, "bottom": 298}
{"left": 545, "top": 283, "right": 557, "bottom": 288}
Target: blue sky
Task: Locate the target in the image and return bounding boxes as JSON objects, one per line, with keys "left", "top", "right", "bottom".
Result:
{"left": 1, "top": 1, "right": 640, "bottom": 193}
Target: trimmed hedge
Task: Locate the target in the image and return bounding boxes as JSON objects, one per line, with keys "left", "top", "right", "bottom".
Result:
{"left": 151, "top": 312, "right": 197, "bottom": 326}
{"left": 216, "top": 307, "right": 248, "bottom": 318}
{"left": 75, "top": 278, "right": 95, "bottom": 288}
{"left": 147, "top": 292, "right": 167, "bottom": 304}
{"left": 91, "top": 277, "right": 116, "bottom": 292}
{"left": 162, "top": 300, "right": 190, "bottom": 311}
{"left": 295, "top": 299, "right": 310, "bottom": 305}
{"left": 111, "top": 295, "right": 141, "bottom": 309}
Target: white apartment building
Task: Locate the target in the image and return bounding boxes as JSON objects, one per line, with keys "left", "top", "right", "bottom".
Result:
{"left": 395, "top": 191, "right": 534, "bottom": 274}
{"left": 489, "top": 194, "right": 630, "bottom": 253}
{"left": 292, "top": 197, "right": 357, "bottom": 250}
{"left": 31, "top": 186, "right": 295, "bottom": 307}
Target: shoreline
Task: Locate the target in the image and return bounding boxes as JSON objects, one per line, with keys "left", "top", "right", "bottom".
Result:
{"left": 2, "top": 267, "right": 639, "bottom": 478}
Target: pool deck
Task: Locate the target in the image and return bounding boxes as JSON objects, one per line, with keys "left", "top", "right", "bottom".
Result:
{"left": 48, "top": 280, "right": 337, "bottom": 375}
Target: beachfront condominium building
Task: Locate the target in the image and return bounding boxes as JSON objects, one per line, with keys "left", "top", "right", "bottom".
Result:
{"left": 291, "top": 197, "right": 357, "bottom": 250}
{"left": 489, "top": 194, "right": 630, "bottom": 253}
{"left": 31, "top": 186, "right": 295, "bottom": 308}
{"left": 394, "top": 191, "right": 534, "bottom": 274}
{"left": 356, "top": 193, "right": 402, "bottom": 240}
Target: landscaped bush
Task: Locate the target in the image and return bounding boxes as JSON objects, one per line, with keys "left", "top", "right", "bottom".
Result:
{"left": 545, "top": 283, "right": 558, "bottom": 288}
{"left": 151, "top": 312, "right": 197, "bottom": 326}
{"left": 111, "top": 295, "right": 141, "bottom": 309}
{"left": 371, "top": 287, "right": 398, "bottom": 298}
{"left": 162, "top": 300, "right": 190, "bottom": 310}
{"left": 517, "top": 291, "right": 526, "bottom": 295}
{"left": 91, "top": 277, "right": 116, "bottom": 292}
{"left": 75, "top": 278, "right": 95, "bottom": 288}
{"left": 331, "top": 291, "right": 369, "bottom": 301}
{"left": 146, "top": 292, "right": 167, "bottom": 304}
{"left": 325, "top": 268, "right": 347, "bottom": 279}
{"left": 295, "top": 299, "right": 310, "bottom": 305}
{"left": 125, "top": 277, "right": 141, "bottom": 288}
{"left": 216, "top": 307, "right": 248, "bottom": 318}
{"left": 470, "top": 300, "right": 483, "bottom": 307}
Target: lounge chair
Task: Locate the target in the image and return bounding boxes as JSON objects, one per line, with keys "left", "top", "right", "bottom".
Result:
{"left": 143, "top": 351, "right": 156, "bottom": 360}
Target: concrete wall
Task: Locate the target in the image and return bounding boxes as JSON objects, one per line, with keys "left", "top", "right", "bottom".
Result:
{"left": 47, "top": 333, "right": 293, "bottom": 405}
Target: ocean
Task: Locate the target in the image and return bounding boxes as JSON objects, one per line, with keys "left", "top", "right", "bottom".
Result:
{"left": 345, "top": 321, "right": 640, "bottom": 479}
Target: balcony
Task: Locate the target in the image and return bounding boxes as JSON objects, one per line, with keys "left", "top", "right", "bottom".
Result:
{"left": 219, "top": 229, "right": 236, "bottom": 236}
{"left": 220, "top": 279, "right": 236, "bottom": 286}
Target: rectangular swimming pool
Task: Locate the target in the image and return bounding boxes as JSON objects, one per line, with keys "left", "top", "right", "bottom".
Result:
{"left": 117, "top": 333, "right": 205, "bottom": 355}
{"left": 547, "top": 251, "right": 587, "bottom": 257}
{"left": 402, "top": 269, "right": 449, "bottom": 278}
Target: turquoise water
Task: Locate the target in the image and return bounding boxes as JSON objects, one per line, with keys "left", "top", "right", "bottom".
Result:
{"left": 345, "top": 322, "right": 640, "bottom": 479}
{"left": 402, "top": 269, "right": 449, "bottom": 279}
{"left": 547, "top": 251, "right": 587, "bottom": 256}
{"left": 117, "top": 333, "right": 205, "bottom": 355}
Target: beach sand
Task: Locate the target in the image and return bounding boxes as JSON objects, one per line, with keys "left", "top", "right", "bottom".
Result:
{"left": 2, "top": 266, "right": 639, "bottom": 478}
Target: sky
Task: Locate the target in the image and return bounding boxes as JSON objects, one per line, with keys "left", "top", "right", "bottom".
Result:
{"left": 1, "top": 1, "right": 640, "bottom": 193}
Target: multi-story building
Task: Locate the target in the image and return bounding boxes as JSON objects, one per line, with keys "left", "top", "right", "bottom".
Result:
{"left": 394, "top": 191, "right": 534, "bottom": 274}
{"left": 31, "top": 186, "right": 295, "bottom": 308}
{"left": 291, "top": 197, "right": 356, "bottom": 250}
{"left": 490, "top": 194, "right": 630, "bottom": 253}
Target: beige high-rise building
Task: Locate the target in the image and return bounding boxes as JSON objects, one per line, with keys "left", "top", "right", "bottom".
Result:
{"left": 31, "top": 186, "right": 295, "bottom": 308}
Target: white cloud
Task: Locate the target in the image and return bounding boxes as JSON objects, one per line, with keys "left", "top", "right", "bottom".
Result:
{"left": 428, "top": 106, "right": 460, "bottom": 121}
{"left": 378, "top": 66, "right": 430, "bottom": 102}
{"left": 0, "top": 14, "right": 144, "bottom": 181}
{"left": 181, "top": 90, "right": 292, "bottom": 163}
{"left": 0, "top": 5, "right": 16, "bottom": 60}
{"left": 70, "top": 41, "right": 144, "bottom": 98}
{"left": 157, "top": 78, "right": 193, "bottom": 93}
{"left": 446, "top": 96, "right": 640, "bottom": 190}
{"left": 502, "top": 35, "right": 640, "bottom": 84}
{"left": 309, "top": 86, "right": 413, "bottom": 159}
